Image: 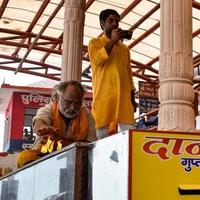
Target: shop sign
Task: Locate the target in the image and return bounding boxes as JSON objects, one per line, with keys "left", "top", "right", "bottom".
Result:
{"left": 21, "top": 93, "right": 51, "bottom": 106}
{"left": 142, "top": 135, "right": 200, "bottom": 172}
{"left": 139, "top": 81, "right": 159, "bottom": 113}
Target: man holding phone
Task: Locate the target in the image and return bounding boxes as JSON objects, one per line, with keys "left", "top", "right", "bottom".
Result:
{"left": 88, "top": 9, "right": 137, "bottom": 139}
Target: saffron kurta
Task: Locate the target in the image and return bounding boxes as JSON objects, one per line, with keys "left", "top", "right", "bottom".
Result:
{"left": 32, "top": 102, "right": 97, "bottom": 150}
{"left": 17, "top": 102, "right": 97, "bottom": 168}
{"left": 88, "top": 34, "right": 135, "bottom": 129}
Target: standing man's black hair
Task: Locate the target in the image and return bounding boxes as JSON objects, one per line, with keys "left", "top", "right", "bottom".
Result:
{"left": 99, "top": 9, "right": 120, "bottom": 29}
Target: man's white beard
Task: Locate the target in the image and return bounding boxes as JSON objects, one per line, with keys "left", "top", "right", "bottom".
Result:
{"left": 61, "top": 108, "right": 79, "bottom": 118}
{"left": 59, "top": 104, "right": 79, "bottom": 118}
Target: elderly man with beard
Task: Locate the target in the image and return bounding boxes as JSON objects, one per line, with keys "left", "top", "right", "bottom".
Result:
{"left": 17, "top": 81, "right": 97, "bottom": 168}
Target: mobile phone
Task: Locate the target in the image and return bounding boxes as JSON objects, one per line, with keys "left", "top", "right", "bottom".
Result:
{"left": 120, "top": 30, "right": 133, "bottom": 40}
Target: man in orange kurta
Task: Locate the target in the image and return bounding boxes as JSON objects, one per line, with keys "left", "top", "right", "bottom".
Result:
{"left": 88, "top": 9, "right": 137, "bottom": 139}
{"left": 17, "top": 81, "right": 96, "bottom": 168}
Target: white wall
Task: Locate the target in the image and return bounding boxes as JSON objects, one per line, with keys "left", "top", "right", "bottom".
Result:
{"left": 0, "top": 114, "right": 5, "bottom": 152}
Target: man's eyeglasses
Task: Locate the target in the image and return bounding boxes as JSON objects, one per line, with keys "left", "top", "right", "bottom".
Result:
{"left": 61, "top": 96, "right": 82, "bottom": 108}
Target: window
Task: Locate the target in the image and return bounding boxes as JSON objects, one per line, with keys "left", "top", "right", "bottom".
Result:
{"left": 23, "top": 108, "right": 37, "bottom": 142}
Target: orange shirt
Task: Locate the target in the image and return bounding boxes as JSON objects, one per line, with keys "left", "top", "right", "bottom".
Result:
{"left": 88, "top": 34, "right": 135, "bottom": 128}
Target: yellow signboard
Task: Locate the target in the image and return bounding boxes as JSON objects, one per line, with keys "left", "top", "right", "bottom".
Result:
{"left": 130, "top": 131, "right": 200, "bottom": 200}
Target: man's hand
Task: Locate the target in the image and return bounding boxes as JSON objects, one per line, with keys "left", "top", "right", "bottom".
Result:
{"left": 131, "top": 90, "right": 138, "bottom": 113}
{"left": 33, "top": 119, "right": 60, "bottom": 136}
{"left": 37, "top": 125, "right": 60, "bottom": 136}
{"left": 110, "top": 28, "right": 121, "bottom": 44}
{"left": 104, "top": 28, "right": 122, "bottom": 55}
{"left": 132, "top": 100, "right": 138, "bottom": 113}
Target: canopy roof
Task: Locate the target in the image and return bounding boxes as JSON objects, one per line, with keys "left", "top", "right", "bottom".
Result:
{"left": 0, "top": 0, "right": 200, "bottom": 91}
